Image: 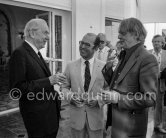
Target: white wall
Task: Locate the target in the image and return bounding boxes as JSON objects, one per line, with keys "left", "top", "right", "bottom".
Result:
{"left": 1, "top": 0, "right": 72, "bottom": 11}
{"left": 140, "top": 0, "right": 166, "bottom": 23}
{"left": 72, "top": 0, "right": 105, "bottom": 59}
{"left": 124, "top": 0, "right": 137, "bottom": 18}
{"left": 105, "top": 0, "right": 138, "bottom": 19}
{"left": 105, "top": 0, "right": 124, "bottom": 19}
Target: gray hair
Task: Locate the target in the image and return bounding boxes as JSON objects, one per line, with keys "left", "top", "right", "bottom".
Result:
{"left": 152, "top": 34, "right": 165, "bottom": 45}
{"left": 118, "top": 18, "right": 147, "bottom": 43}
{"left": 24, "top": 18, "right": 47, "bottom": 38}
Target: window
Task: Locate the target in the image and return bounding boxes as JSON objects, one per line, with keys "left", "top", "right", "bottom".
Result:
{"left": 105, "top": 18, "right": 121, "bottom": 47}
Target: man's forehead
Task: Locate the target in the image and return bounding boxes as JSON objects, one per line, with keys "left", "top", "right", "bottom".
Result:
{"left": 153, "top": 37, "right": 163, "bottom": 41}
{"left": 82, "top": 34, "right": 96, "bottom": 43}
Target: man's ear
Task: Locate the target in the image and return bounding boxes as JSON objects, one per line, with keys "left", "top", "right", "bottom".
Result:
{"left": 29, "top": 30, "right": 35, "bottom": 38}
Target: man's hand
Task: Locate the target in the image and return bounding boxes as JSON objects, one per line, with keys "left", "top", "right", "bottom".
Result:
{"left": 99, "top": 90, "right": 120, "bottom": 104}
{"left": 70, "top": 93, "right": 84, "bottom": 107}
{"left": 86, "top": 99, "right": 98, "bottom": 108}
{"left": 106, "top": 126, "right": 112, "bottom": 136}
{"left": 49, "top": 73, "right": 67, "bottom": 85}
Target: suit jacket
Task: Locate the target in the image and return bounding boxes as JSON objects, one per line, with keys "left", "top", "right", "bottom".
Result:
{"left": 9, "top": 42, "right": 60, "bottom": 137}
{"left": 105, "top": 44, "right": 159, "bottom": 138}
{"left": 62, "top": 58, "right": 105, "bottom": 130}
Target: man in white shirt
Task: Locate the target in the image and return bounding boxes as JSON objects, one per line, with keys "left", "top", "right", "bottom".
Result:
{"left": 150, "top": 34, "right": 166, "bottom": 134}
{"left": 95, "top": 33, "right": 110, "bottom": 62}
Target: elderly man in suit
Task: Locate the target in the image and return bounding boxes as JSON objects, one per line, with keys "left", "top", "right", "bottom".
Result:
{"left": 9, "top": 18, "right": 66, "bottom": 138}
{"left": 101, "top": 18, "right": 159, "bottom": 138}
{"left": 150, "top": 34, "right": 166, "bottom": 134}
{"left": 62, "top": 33, "right": 105, "bottom": 138}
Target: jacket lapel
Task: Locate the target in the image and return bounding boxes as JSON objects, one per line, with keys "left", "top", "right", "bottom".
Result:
{"left": 116, "top": 45, "right": 142, "bottom": 84}
{"left": 88, "top": 59, "right": 99, "bottom": 92}
{"left": 24, "top": 42, "right": 51, "bottom": 76}
{"left": 75, "top": 59, "right": 84, "bottom": 92}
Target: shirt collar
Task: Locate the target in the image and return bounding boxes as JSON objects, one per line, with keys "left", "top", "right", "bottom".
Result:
{"left": 81, "top": 56, "right": 95, "bottom": 65}
{"left": 122, "top": 42, "right": 140, "bottom": 61}
{"left": 99, "top": 46, "right": 106, "bottom": 53}
{"left": 152, "top": 49, "right": 162, "bottom": 55}
{"left": 25, "top": 40, "right": 39, "bottom": 54}
{"left": 125, "top": 42, "right": 140, "bottom": 54}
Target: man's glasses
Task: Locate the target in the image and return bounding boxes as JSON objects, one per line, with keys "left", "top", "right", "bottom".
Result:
{"left": 118, "top": 30, "right": 127, "bottom": 36}
{"left": 99, "top": 41, "right": 105, "bottom": 44}
{"left": 79, "top": 41, "right": 92, "bottom": 48}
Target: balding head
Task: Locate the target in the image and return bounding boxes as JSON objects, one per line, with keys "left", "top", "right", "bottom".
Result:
{"left": 79, "top": 33, "right": 98, "bottom": 60}
{"left": 82, "top": 33, "right": 97, "bottom": 44}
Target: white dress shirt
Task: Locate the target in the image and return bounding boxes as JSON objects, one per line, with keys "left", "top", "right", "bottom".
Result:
{"left": 95, "top": 46, "right": 110, "bottom": 62}
{"left": 152, "top": 49, "right": 162, "bottom": 70}
{"left": 25, "top": 40, "right": 39, "bottom": 55}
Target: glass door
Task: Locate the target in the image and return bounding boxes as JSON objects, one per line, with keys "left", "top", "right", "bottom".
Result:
{"left": 36, "top": 12, "right": 63, "bottom": 74}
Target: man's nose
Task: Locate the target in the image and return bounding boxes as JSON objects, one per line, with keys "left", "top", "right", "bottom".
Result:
{"left": 45, "top": 34, "right": 49, "bottom": 40}
{"left": 81, "top": 43, "right": 86, "bottom": 48}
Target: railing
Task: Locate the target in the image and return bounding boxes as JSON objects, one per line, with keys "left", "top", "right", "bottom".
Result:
{"left": 44, "top": 57, "right": 65, "bottom": 62}
{"left": 0, "top": 107, "right": 19, "bottom": 117}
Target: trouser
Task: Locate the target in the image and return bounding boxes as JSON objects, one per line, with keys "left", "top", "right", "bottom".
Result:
{"left": 71, "top": 115, "right": 103, "bottom": 138}
{"left": 154, "top": 90, "right": 164, "bottom": 128}
{"left": 28, "top": 131, "right": 58, "bottom": 138}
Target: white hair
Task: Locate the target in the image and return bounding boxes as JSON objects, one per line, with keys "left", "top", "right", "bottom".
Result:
{"left": 24, "top": 18, "right": 47, "bottom": 38}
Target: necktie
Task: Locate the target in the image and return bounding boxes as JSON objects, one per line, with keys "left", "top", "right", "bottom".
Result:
{"left": 38, "top": 51, "right": 45, "bottom": 63}
{"left": 119, "top": 50, "right": 126, "bottom": 60}
{"left": 38, "top": 51, "right": 51, "bottom": 75}
{"left": 38, "top": 51, "right": 48, "bottom": 69}
{"left": 84, "top": 60, "right": 91, "bottom": 92}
